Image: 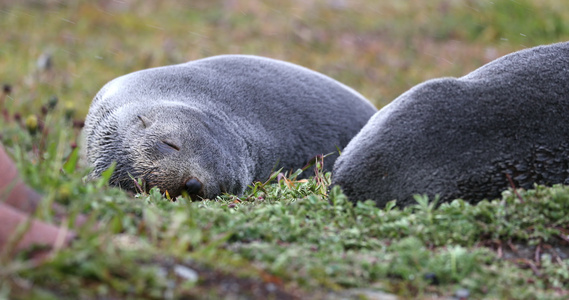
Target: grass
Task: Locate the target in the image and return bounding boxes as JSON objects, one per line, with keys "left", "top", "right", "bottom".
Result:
{"left": 2, "top": 0, "right": 569, "bottom": 299}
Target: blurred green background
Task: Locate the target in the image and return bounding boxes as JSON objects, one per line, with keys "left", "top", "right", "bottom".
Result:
{"left": 2, "top": 0, "right": 569, "bottom": 120}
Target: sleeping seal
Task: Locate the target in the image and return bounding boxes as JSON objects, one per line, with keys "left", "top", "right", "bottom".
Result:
{"left": 84, "top": 55, "right": 377, "bottom": 198}
{"left": 332, "top": 41, "right": 569, "bottom": 207}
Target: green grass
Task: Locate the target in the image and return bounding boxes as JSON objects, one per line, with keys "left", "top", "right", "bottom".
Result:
{"left": 2, "top": 0, "right": 569, "bottom": 299}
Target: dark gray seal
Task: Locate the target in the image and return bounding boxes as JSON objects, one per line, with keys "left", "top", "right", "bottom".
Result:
{"left": 332, "top": 41, "right": 569, "bottom": 207}
{"left": 84, "top": 55, "right": 377, "bottom": 198}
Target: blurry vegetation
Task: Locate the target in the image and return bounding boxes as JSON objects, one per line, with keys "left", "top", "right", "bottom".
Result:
{"left": 2, "top": 0, "right": 569, "bottom": 115}
{"left": 2, "top": 0, "right": 569, "bottom": 299}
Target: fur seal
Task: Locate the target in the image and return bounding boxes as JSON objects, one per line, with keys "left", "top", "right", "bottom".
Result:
{"left": 84, "top": 55, "right": 377, "bottom": 198}
{"left": 332, "top": 41, "right": 569, "bottom": 207}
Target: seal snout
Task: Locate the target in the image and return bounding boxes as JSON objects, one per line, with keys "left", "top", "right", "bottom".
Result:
{"left": 185, "top": 178, "right": 203, "bottom": 195}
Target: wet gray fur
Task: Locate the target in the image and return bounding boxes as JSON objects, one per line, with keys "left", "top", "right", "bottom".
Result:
{"left": 84, "top": 55, "right": 377, "bottom": 198}
{"left": 332, "top": 41, "right": 569, "bottom": 207}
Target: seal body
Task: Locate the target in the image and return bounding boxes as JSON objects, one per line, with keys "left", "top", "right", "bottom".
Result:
{"left": 84, "top": 55, "right": 377, "bottom": 198}
{"left": 332, "top": 41, "right": 569, "bottom": 207}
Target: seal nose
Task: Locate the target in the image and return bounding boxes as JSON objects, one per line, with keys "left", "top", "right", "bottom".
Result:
{"left": 185, "top": 178, "right": 202, "bottom": 195}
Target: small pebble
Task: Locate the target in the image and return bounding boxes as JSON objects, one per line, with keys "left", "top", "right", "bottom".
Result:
{"left": 455, "top": 288, "right": 470, "bottom": 299}
{"left": 174, "top": 264, "right": 199, "bottom": 282}
{"left": 37, "top": 52, "right": 53, "bottom": 71}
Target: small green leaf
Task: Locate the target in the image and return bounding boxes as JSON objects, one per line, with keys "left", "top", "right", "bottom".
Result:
{"left": 62, "top": 147, "right": 80, "bottom": 174}
{"left": 97, "top": 162, "right": 117, "bottom": 188}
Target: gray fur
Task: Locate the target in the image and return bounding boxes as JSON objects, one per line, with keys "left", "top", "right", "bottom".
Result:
{"left": 332, "top": 41, "right": 569, "bottom": 207}
{"left": 84, "top": 55, "right": 377, "bottom": 198}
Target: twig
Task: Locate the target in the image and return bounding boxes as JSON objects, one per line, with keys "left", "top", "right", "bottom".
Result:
{"left": 557, "top": 233, "right": 569, "bottom": 243}
{"left": 534, "top": 240, "right": 542, "bottom": 266}
{"left": 132, "top": 178, "right": 144, "bottom": 194}
{"left": 497, "top": 243, "right": 503, "bottom": 258}
{"left": 507, "top": 239, "right": 519, "bottom": 253}
{"left": 505, "top": 173, "right": 524, "bottom": 203}
{"left": 518, "top": 258, "right": 541, "bottom": 276}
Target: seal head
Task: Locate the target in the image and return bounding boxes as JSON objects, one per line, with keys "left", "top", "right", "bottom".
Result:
{"left": 89, "top": 103, "right": 251, "bottom": 198}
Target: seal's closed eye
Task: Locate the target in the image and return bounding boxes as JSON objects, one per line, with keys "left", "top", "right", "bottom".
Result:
{"left": 162, "top": 140, "right": 180, "bottom": 151}
{"left": 157, "top": 140, "right": 180, "bottom": 154}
